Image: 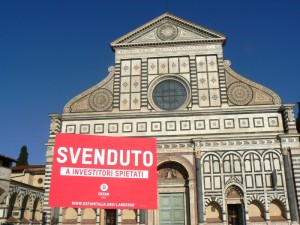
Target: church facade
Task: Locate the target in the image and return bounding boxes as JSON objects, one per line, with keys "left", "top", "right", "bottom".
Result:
{"left": 44, "top": 13, "right": 300, "bottom": 225}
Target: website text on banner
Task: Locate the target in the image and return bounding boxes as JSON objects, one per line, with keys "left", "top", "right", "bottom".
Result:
{"left": 48, "top": 133, "right": 157, "bottom": 209}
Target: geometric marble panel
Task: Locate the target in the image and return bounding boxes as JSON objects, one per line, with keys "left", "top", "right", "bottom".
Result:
{"left": 236, "top": 175, "right": 242, "bottom": 183}
{"left": 206, "top": 55, "right": 218, "bottom": 72}
{"left": 224, "top": 119, "right": 235, "bottom": 129}
{"left": 198, "top": 73, "right": 208, "bottom": 89}
{"left": 166, "top": 121, "right": 176, "bottom": 131}
{"left": 131, "top": 76, "right": 141, "bottom": 92}
{"left": 66, "top": 125, "right": 75, "bottom": 134}
{"left": 209, "top": 89, "right": 221, "bottom": 107}
{"left": 80, "top": 124, "right": 90, "bottom": 134}
{"left": 268, "top": 117, "right": 279, "bottom": 127}
{"left": 151, "top": 122, "right": 161, "bottom": 131}
{"left": 196, "top": 56, "right": 207, "bottom": 72}
{"left": 159, "top": 58, "right": 168, "bottom": 74}
{"left": 199, "top": 90, "right": 210, "bottom": 107}
{"left": 108, "top": 123, "right": 118, "bottom": 133}
{"left": 277, "top": 174, "right": 283, "bottom": 187}
{"left": 169, "top": 57, "right": 179, "bottom": 74}
{"left": 208, "top": 72, "right": 219, "bottom": 89}
{"left": 224, "top": 176, "right": 230, "bottom": 184}
{"left": 137, "top": 122, "right": 147, "bottom": 132}
{"left": 180, "top": 121, "right": 190, "bottom": 130}
{"left": 120, "top": 93, "right": 130, "bottom": 111}
{"left": 131, "top": 59, "right": 141, "bottom": 75}
{"left": 209, "top": 119, "right": 220, "bottom": 129}
{"left": 121, "top": 76, "right": 130, "bottom": 93}
{"left": 255, "top": 175, "right": 263, "bottom": 187}
{"left": 214, "top": 176, "right": 221, "bottom": 189}
{"left": 122, "top": 123, "right": 132, "bottom": 132}
{"left": 131, "top": 93, "right": 141, "bottom": 110}
{"left": 253, "top": 118, "right": 264, "bottom": 127}
{"left": 195, "top": 120, "right": 205, "bottom": 130}
{"left": 121, "top": 60, "right": 131, "bottom": 76}
{"left": 239, "top": 118, "right": 249, "bottom": 128}
{"left": 204, "top": 176, "right": 211, "bottom": 189}
{"left": 94, "top": 124, "right": 104, "bottom": 133}
{"left": 179, "top": 57, "right": 190, "bottom": 73}
{"left": 265, "top": 174, "right": 272, "bottom": 187}
{"left": 245, "top": 175, "right": 253, "bottom": 188}
{"left": 148, "top": 58, "right": 158, "bottom": 75}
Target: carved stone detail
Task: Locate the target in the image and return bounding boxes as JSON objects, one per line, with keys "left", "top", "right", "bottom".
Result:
{"left": 158, "top": 142, "right": 193, "bottom": 150}
{"left": 89, "top": 89, "right": 113, "bottom": 112}
{"left": 49, "top": 115, "right": 61, "bottom": 135}
{"left": 157, "top": 168, "right": 184, "bottom": 180}
{"left": 281, "top": 147, "right": 289, "bottom": 155}
{"left": 157, "top": 23, "right": 178, "bottom": 41}
{"left": 200, "top": 139, "right": 279, "bottom": 148}
{"left": 225, "top": 62, "right": 281, "bottom": 105}
{"left": 227, "top": 82, "right": 253, "bottom": 106}
{"left": 64, "top": 66, "right": 114, "bottom": 113}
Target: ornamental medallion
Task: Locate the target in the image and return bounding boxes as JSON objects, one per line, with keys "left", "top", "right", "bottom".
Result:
{"left": 157, "top": 23, "right": 178, "bottom": 41}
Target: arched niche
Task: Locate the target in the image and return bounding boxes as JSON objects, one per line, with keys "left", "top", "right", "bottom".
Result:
{"left": 206, "top": 202, "right": 222, "bottom": 223}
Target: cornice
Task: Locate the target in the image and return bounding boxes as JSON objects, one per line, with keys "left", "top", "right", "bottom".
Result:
{"left": 112, "top": 39, "right": 225, "bottom": 49}
{"left": 58, "top": 104, "right": 283, "bottom": 121}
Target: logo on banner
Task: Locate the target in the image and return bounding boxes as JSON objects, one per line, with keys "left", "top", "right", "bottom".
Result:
{"left": 98, "top": 184, "right": 110, "bottom": 197}
{"left": 100, "top": 184, "right": 108, "bottom": 191}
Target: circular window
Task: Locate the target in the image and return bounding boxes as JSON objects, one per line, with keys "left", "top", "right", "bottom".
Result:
{"left": 152, "top": 79, "right": 188, "bottom": 111}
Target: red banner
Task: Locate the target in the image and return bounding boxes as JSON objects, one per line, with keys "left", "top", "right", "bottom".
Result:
{"left": 49, "top": 133, "right": 157, "bottom": 209}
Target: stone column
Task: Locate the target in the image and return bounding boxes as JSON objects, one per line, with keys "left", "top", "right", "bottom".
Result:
{"left": 77, "top": 208, "right": 81, "bottom": 225}
{"left": 139, "top": 210, "right": 145, "bottom": 224}
{"left": 96, "top": 208, "right": 100, "bottom": 225}
{"left": 196, "top": 154, "right": 204, "bottom": 224}
{"left": 282, "top": 147, "right": 299, "bottom": 223}
{"left": 117, "top": 209, "right": 122, "bottom": 225}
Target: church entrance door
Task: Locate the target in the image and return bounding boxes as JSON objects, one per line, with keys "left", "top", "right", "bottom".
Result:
{"left": 159, "top": 193, "right": 185, "bottom": 225}
{"left": 227, "top": 204, "right": 243, "bottom": 225}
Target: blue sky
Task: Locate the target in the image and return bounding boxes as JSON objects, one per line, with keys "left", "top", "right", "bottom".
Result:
{"left": 1, "top": 0, "right": 299, "bottom": 164}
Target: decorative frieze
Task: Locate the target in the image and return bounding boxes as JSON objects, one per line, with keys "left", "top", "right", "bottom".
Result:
{"left": 61, "top": 113, "right": 283, "bottom": 138}
{"left": 199, "top": 139, "right": 280, "bottom": 148}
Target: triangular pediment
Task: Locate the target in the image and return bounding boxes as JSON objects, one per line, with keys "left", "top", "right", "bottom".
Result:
{"left": 111, "top": 13, "right": 226, "bottom": 50}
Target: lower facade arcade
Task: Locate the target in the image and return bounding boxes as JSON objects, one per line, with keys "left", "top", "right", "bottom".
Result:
{"left": 45, "top": 150, "right": 292, "bottom": 225}
{"left": 0, "top": 181, "right": 44, "bottom": 225}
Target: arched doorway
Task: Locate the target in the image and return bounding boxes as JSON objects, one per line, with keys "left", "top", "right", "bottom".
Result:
{"left": 226, "top": 186, "right": 244, "bottom": 225}
{"left": 157, "top": 162, "right": 189, "bottom": 225}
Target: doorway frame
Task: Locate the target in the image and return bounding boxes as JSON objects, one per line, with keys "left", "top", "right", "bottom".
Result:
{"left": 225, "top": 185, "right": 245, "bottom": 225}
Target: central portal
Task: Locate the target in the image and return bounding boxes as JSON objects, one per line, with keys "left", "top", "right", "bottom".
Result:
{"left": 159, "top": 193, "right": 185, "bottom": 225}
